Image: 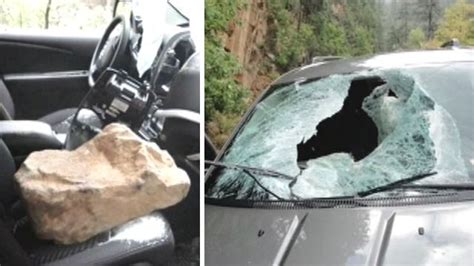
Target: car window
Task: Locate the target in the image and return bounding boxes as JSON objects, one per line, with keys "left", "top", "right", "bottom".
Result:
{"left": 206, "top": 62, "right": 474, "bottom": 201}
{"left": 0, "top": 0, "right": 113, "bottom": 34}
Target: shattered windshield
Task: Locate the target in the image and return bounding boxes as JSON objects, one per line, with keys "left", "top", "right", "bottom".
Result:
{"left": 206, "top": 63, "right": 474, "bottom": 200}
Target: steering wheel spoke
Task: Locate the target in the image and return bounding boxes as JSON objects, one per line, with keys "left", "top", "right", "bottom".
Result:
{"left": 66, "top": 16, "right": 131, "bottom": 150}
{"left": 88, "top": 15, "right": 130, "bottom": 88}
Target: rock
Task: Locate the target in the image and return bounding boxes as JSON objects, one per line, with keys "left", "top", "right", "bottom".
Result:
{"left": 15, "top": 123, "right": 190, "bottom": 244}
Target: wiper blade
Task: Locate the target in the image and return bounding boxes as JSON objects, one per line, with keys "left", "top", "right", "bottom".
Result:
{"left": 205, "top": 160, "right": 296, "bottom": 181}
{"left": 397, "top": 183, "right": 474, "bottom": 190}
{"left": 243, "top": 169, "right": 285, "bottom": 200}
{"left": 205, "top": 160, "right": 296, "bottom": 200}
{"left": 357, "top": 172, "right": 438, "bottom": 197}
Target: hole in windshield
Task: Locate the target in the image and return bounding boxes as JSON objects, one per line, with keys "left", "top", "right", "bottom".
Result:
{"left": 297, "top": 77, "right": 384, "bottom": 164}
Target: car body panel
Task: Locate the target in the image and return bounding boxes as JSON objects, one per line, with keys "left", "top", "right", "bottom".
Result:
{"left": 205, "top": 202, "right": 474, "bottom": 265}
{"left": 205, "top": 49, "right": 474, "bottom": 265}
{"left": 273, "top": 49, "right": 474, "bottom": 87}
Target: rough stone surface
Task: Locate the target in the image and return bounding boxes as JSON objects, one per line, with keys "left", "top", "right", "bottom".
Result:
{"left": 15, "top": 123, "right": 190, "bottom": 244}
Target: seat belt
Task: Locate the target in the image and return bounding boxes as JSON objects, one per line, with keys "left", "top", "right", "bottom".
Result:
{"left": 0, "top": 103, "right": 13, "bottom": 120}
{"left": 0, "top": 77, "right": 14, "bottom": 119}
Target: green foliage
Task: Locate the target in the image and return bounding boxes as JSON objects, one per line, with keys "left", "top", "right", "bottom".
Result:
{"left": 415, "top": 0, "right": 441, "bottom": 40}
{"left": 205, "top": 0, "right": 242, "bottom": 36}
{"left": 267, "top": 0, "right": 378, "bottom": 71}
{"left": 268, "top": 0, "right": 317, "bottom": 70}
{"left": 383, "top": 0, "right": 474, "bottom": 50}
{"left": 339, "top": 0, "right": 380, "bottom": 56}
{"left": 205, "top": 39, "right": 248, "bottom": 120}
{"left": 273, "top": 20, "right": 317, "bottom": 69}
{"left": 0, "top": 0, "right": 111, "bottom": 32}
{"left": 343, "top": 0, "right": 377, "bottom": 56}
{"left": 205, "top": 0, "right": 248, "bottom": 134}
{"left": 435, "top": 0, "right": 474, "bottom": 45}
{"left": 351, "top": 26, "right": 376, "bottom": 56}
{"left": 314, "top": 16, "right": 350, "bottom": 56}
{"left": 408, "top": 27, "right": 427, "bottom": 49}
{"left": 386, "top": 1, "right": 412, "bottom": 50}
{"left": 206, "top": 112, "right": 242, "bottom": 148}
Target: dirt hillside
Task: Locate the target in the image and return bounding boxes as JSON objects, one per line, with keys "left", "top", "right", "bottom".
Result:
{"left": 223, "top": 0, "right": 275, "bottom": 96}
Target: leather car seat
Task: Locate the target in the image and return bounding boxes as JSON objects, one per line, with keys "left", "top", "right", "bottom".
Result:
{"left": 0, "top": 79, "right": 75, "bottom": 134}
{"left": 0, "top": 138, "right": 175, "bottom": 265}
{"left": 0, "top": 139, "right": 17, "bottom": 206}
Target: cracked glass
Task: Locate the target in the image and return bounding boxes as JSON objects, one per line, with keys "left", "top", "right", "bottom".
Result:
{"left": 206, "top": 63, "right": 474, "bottom": 200}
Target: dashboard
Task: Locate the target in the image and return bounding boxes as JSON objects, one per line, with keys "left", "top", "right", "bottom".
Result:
{"left": 65, "top": 3, "right": 198, "bottom": 150}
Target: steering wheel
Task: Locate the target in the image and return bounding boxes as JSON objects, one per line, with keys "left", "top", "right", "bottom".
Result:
{"left": 65, "top": 16, "right": 131, "bottom": 149}
{"left": 88, "top": 15, "right": 130, "bottom": 87}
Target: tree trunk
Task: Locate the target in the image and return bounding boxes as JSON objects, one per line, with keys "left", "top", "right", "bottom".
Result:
{"left": 44, "top": 0, "right": 52, "bottom": 29}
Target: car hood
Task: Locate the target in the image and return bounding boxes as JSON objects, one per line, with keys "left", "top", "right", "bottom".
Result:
{"left": 205, "top": 201, "right": 474, "bottom": 265}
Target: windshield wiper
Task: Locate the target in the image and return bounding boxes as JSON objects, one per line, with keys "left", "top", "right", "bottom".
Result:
{"left": 205, "top": 160, "right": 296, "bottom": 181}
{"left": 205, "top": 160, "right": 296, "bottom": 200}
{"left": 357, "top": 172, "right": 438, "bottom": 197}
{"left": 394, "top": 183, "right": 474, "bottom": 191}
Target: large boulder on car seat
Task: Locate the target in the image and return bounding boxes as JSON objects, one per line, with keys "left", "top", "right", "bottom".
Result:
{"left": 14, "top": 123, "right": 190, "bottom": 244}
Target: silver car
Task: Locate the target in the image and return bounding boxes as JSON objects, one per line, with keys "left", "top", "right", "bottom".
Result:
{"left": 205, "top": 49, "right": 474, "bottom": 265}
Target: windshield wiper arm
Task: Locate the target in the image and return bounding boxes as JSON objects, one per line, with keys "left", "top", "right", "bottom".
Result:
{"left": 396, "top": 183, "right": 474, "bottom": 190}
{"left": 205, "top": 160, "right": 296, "bottom": 181}
{"left": 205, "top": 160, "right": 295, "bottom": 200}
{"left": 357, "top": 172, "right": 438, "bottom": 197}
{"left": 243, "top": 170, "right": 285, "bottom": 200}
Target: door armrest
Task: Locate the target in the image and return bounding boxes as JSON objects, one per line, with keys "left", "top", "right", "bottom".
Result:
{"left": 0, "top": 120, "right": 62, "bottom": 157}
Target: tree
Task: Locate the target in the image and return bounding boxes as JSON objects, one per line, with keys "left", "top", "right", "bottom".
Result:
{"left": 352, "top": 26, "right": 375, "bottom": 55}
{"left": 44, "top": 0, "right": 52, "bottom": 29}
{"left": 343, "top": 0, "right": 377, "bottom": 56}
{"left": 408, "top": 27, "right": 427, "bottom": 48}
{"left": 397, "top": 1, "right": 411, "bottom": 47}
{"left": 268, "top": 0, "right": 318, "bottom": 70}
{"left": 386, "top": 0, "right": 413, "bottom": 50}
{"left": 316, "top": 18, "right": 350, "bottom": 56}
{"left": 205, "top": 0, "right": 248, "bottom": 121}
{"left": 435, "top": 0, "right": 474, "bottom": 45}
{"left": 416, "top": 0, "right": 441, "bottom": 40}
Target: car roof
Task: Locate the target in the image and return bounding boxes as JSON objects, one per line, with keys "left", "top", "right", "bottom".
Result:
{"left": 273, "top": 49, "right": 474, "bottom": 86}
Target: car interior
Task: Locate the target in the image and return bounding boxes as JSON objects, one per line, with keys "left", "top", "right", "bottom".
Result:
{"left": 0, "top": 2, "right": 200, "bottom": 265}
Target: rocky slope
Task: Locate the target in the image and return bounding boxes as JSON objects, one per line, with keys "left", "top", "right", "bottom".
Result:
{"left": 223, "top": 0, "right": 275, "bottom": 95}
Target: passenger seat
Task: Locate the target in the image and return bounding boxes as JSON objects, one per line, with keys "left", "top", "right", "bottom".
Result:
{"left": 0, "top": 139, "right": 175, "bottom": 265}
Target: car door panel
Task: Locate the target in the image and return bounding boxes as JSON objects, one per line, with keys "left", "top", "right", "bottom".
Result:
{"left": 0, "top": 32, "right": 99, "bottom": 119}
{"left": 3, "top": 71, "right": 89, "bottom": 119}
